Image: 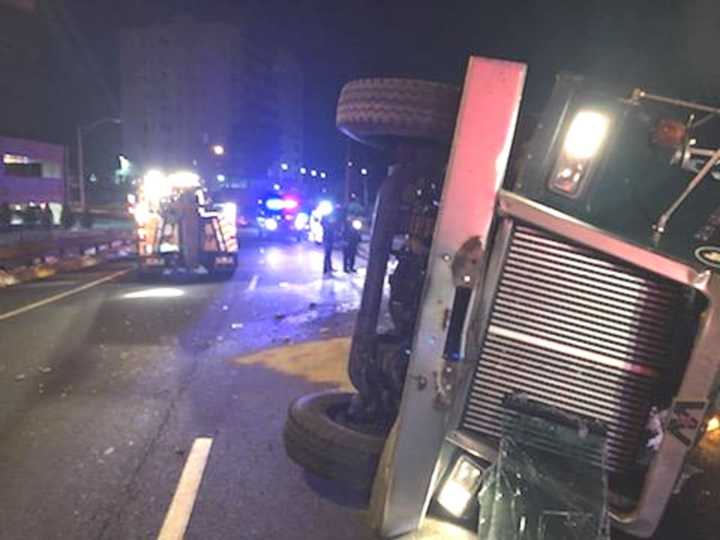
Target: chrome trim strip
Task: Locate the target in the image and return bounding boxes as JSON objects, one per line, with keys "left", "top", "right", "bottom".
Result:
{"left": 498, "top": 191, "right": 702, "bottom": 286}
{"left": 372, "top": 58, "right": 528, "bottom": 539}
{"left": 487, "top": 325, "right": 660, "bottom": 378}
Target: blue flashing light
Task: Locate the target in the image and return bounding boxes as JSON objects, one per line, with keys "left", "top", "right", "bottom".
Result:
{"left": 266, "top": 198, "right": 286, "bottom": 211}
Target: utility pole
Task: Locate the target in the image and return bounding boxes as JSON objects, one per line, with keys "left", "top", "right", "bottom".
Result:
{"left": 76, "top": 125, "right": 85, "bottom": 211}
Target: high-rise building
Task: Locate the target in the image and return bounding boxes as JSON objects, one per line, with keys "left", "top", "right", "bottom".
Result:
{"left": 119, "top": 15, "right": 303, "bottom": 186}
{"left": 0, "top": 0, "right": 51, "bottom": 139}
{"left": 273, "top": 50, "right": 304, "bottom": 170}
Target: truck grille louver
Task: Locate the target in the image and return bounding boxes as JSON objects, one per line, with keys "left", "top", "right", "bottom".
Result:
{"left": 461, "top": 224, "right": 684, "bottom": 473}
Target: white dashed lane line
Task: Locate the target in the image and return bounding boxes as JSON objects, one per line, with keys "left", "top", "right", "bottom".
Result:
{"left": 0, "top": 269, "right": 130, "bottom": 322}
{"left": 157, "top": 437, "right": 214, "bottom": 540}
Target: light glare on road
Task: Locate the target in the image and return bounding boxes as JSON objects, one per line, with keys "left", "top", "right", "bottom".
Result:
{"left": 122, "top": 287, "right": 185, "bottom": 299}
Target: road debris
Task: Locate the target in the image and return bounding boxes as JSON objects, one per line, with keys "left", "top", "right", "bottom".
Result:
{"left": 308, "top": 302, "right": 318, "bottom": 309}
{"left": 274, "top": 313, "right": 286, "bottom": 321}
{"left": 36, "top": 366, "right": 52, "bottom": 374}
{"left": 231, "top": 322, "right": 244, "bottom": 330}
{"left": 14, "top": 373, "right": 26, "bottom": 382}
{"left": 103, "top": 446, "right": 115, "bottom": 456}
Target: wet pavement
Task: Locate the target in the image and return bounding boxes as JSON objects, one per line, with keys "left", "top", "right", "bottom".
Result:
{"left": 0, "top": 238, "right": 717, "bottom": 539}
{"left": 0, "top": 239, "right": 381, "bottom": 540}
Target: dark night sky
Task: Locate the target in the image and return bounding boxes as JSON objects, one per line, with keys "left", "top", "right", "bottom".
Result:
{"left": 62, "top": 0, "right": 716, "bottom": 173}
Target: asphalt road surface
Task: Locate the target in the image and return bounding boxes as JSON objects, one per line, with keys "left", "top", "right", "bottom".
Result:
{"left": 0, "top": 238, "right": 718, "bottom": 540}
{"left": 0, "top": 240, "right": 382, "bottom": 540}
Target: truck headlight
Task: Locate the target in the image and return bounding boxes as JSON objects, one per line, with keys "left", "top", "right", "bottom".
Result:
{"left": 294, "top": 212, "right": 309, "bottom": 230}
{"left": 548, "top": 110, "right": 610, "bottom": 197}
{"left": 436, "top": 455, "right": 485, "bottom": 518}
{"left": 265, "top": 218, "right": 278, "bottom": 231}
{"left": 218, "top": 202, "right": 237, "bottom": 223}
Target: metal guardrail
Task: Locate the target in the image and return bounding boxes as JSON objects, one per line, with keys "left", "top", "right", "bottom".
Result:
{"left": 0, "top": 228, "right": 112, "bottom": 247}
{"left": 0, "top": 229, "right": 134, "bottom": 269}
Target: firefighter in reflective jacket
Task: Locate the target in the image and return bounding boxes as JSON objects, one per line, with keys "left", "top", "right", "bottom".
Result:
{"left": 179, "top": 190, "right": 200, "bottom": 270}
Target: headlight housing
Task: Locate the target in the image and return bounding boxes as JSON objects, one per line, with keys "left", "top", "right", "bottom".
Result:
{"left": 548, "top": 110, "right": 611, "bottom": 197}
{"left": 435, "top": 455, "right": 485, "bottom": 518}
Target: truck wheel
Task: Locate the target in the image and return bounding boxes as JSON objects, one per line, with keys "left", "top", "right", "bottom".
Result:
{"left": 136, "top": 268, "right": 154, "bottom": 282}
{"left": 210, "top": 269, "right": 235, "bottom": 281}
{"left": 209, "top": 263, "right": 236, "bottom": 281}
{"left": 283, "top": 391, "right": 386, "bottom": 492}
{"left": 336, "top": 78, "right": 460, "bottom": 148}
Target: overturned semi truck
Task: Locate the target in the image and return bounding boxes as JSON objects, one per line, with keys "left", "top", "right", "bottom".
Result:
{"left": 284, "top": 56, "right": 720, "bottom": 539}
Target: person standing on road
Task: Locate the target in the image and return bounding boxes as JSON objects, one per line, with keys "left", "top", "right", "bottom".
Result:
{"left": 179, "top": 191, "right": 201, "bottom": 271}
{"left": 321, "top": 208, "right": 340, "bottom": 275}
{"left": 41, "top": 204, "right": 54, "bottom": 229}
{"left": 0, "top": 202, "right": 11, "bottom": 230}
{"left": 343, "top": 216, "right": 361, "bottom": 273}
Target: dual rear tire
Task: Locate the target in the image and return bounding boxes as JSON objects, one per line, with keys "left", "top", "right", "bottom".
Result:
{"left": 283, "top": 391, "right": 385, "bottom": 493}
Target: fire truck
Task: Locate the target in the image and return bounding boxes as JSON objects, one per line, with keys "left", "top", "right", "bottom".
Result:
{"left": 130, "top": 170, "right": 238, "bottom": 278}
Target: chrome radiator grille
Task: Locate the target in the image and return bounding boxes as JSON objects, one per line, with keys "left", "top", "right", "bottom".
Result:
{"left": 461, "top": 223, "right": 684, "bottom": 473}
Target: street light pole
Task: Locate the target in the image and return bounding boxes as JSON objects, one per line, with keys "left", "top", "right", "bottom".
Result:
{"left": 76, "top": 125, "right": 85, "bottom": 212}
{"left": 76, "top": 117, "right": 122, "bottom": 212}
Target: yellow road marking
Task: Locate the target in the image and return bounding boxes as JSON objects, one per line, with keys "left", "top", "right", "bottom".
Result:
{"left": 157, "top": 437, "right": 214, "bottom": 540}
{"left": 231, "top": 337, "right": 353, "bottom": 390}
{"left": 0, "top": 269, "right": 130, "bottom": 322}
